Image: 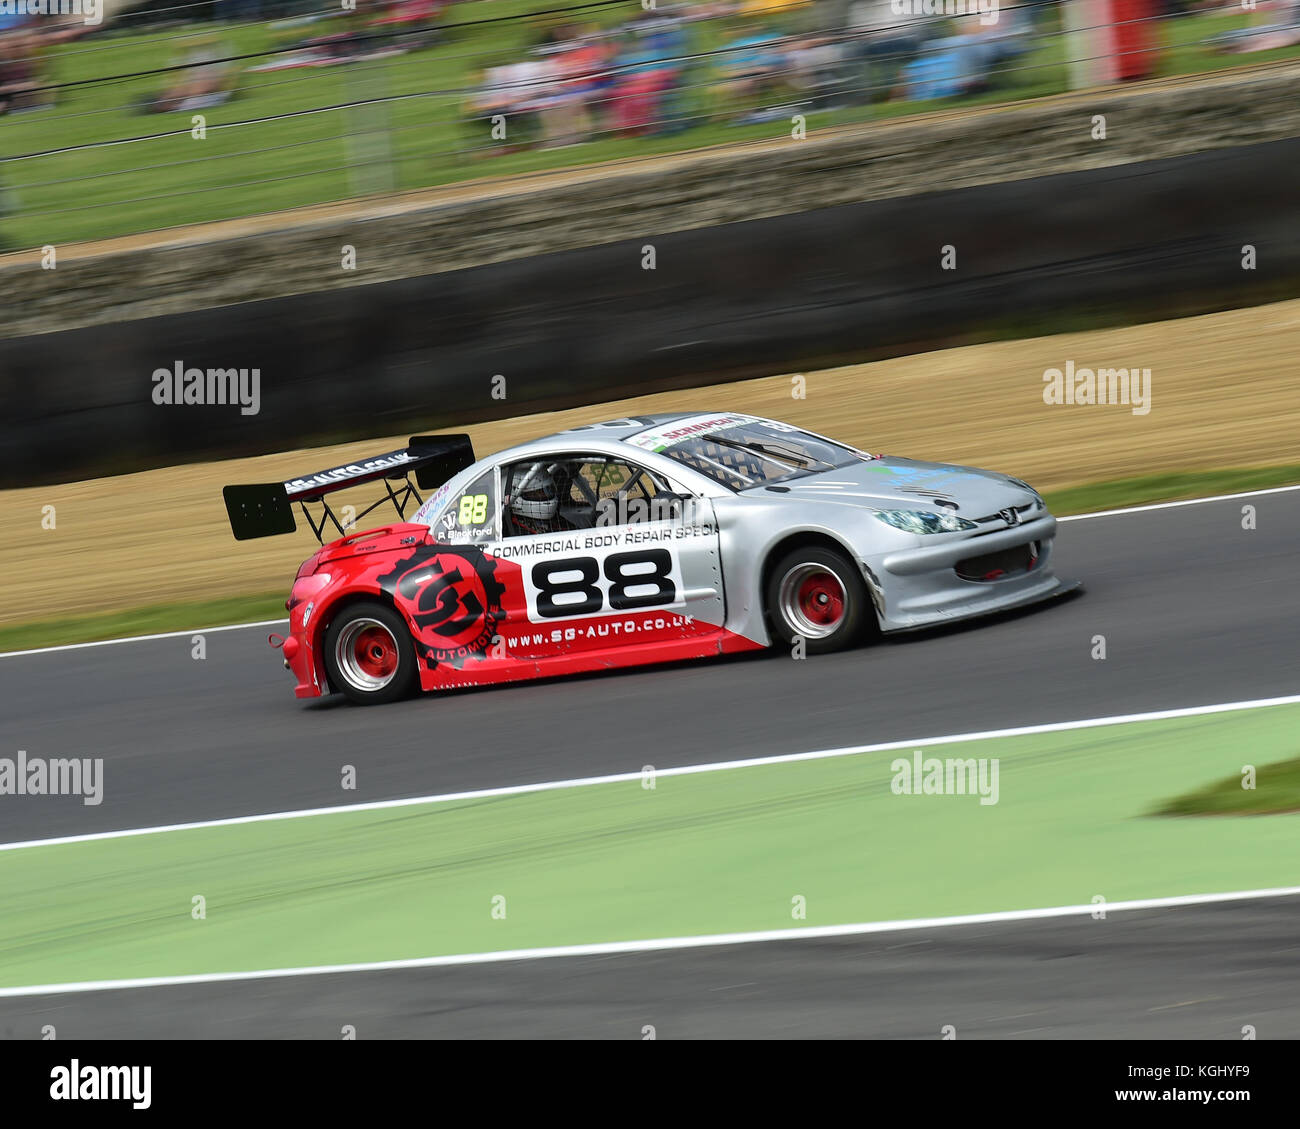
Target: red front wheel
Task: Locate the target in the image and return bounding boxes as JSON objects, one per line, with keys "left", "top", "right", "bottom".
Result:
{"left": 766, "top": 546, "right": 872, "bottom": 655}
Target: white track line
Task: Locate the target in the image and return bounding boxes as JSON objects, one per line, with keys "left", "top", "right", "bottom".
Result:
{"left": 3, "top": 692, "right": 1297, "bottom": 855}
{"left": 3, "top": 886, "right": 1298, "bottom": 999}
{"left": 0, "top": 618, "right": 288, "bottom": 659}
{"left": 2, "top": 482, "right": 1296, "bottom": 660}
{"left": 1056, "top": 482, "right": 1300, "bottom": 522}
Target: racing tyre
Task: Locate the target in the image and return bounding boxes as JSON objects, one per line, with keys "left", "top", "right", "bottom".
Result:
{"left": 324, "top": 601, "right": 418, "bottom": 705}
{"left": 765, "top": 545, "right": 872, "bottom": 655}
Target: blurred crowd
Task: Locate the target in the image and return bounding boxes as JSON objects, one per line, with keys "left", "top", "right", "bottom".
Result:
{"left": 3, "top": 0, "right": 1298, "bottom": 134}
{"left": 464, "top": 0, "right": 1045, "bottom": 151}
{"left": 0, "top": 0, "right": 446, "bottom": 116}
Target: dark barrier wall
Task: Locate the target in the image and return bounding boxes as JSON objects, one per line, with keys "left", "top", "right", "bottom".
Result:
{"left": 3, "top": 138, "right": 1298, "bottom": 488}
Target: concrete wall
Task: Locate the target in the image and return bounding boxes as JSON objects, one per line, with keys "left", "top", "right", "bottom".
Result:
{"left": 4, "top": 135, "right": 1297, "bottom": 488}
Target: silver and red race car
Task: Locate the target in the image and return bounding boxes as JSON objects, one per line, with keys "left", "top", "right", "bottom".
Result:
{"left": 224, "top": 413, "right": 1080, "bottom": 704}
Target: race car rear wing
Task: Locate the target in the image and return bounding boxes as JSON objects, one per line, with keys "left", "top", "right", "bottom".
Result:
{"left": 223, "top": 434, "right": 474, "bottom": 543}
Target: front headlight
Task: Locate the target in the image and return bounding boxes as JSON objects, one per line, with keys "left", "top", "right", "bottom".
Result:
{"left": 872, "top": 509, "right": 978, "bottom": 534}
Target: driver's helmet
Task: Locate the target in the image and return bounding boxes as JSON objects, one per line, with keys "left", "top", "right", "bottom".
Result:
{"left": 509, "top": 463, "right": 559, "bottom": 520}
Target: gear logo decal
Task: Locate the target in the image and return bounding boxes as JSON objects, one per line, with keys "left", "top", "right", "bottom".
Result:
{"left": 378, "top": 546, "right": 506, "bottom": 669}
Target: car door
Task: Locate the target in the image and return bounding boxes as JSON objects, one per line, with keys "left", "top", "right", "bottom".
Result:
{"left": 486, "top": 452, "right": 726, "bottom": 662}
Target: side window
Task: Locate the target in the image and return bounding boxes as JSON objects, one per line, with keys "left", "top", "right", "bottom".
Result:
{"left": 589, "top": 461, "right": 677, "bottom": 527}
{"left": 432, "top": 467, "right": 498, "bottom": 543}
{"left": 501, "top": 456, "right": 679, "bottom": 538}
{"left": 502, "top": 458, "right": 580, "bottom": 538}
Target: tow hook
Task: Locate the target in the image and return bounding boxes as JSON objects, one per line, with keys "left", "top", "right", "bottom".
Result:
{"left": 272, "top": 633, "right": 301, "bottom": 670}
{"left": 269, "top": 633, "right": 292, "bottom": 670}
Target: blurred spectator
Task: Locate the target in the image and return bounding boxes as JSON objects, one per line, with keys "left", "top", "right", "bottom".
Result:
{"left": 785, "top": 30, "right": 849, "bottom": 111}
{"left": 218, "top": 0, "right": 266, "bottom": 21}
{"left": 371, "top": 0, "right": 447, "bottom": 51}
{"left": 607, "top": 10, "right": 691, "bottom": 136}
{"left": 467, "top": 51, "right": 551, "bottom": 154}
{"left": 531, "top": 24, "right": 603, "bottom": 147}
{"left": 134, "top": 38, "right": 237, "bottom": 114}
{"left": 847, "top": 0, "right": 926, "bottom": 102}
{"left": 0, "top": 29, "right": 50, "bottom": 115}
{"left": 740, "top": 0, "right": 813, "bottom": 12}
{"left": 714, "top": 17, "right": 789, "bottom": 121}
{"left": 901, "top": 10, "right": 1034, "bottom": 100}
{"left": 1208, "top": 0, "right": 1300, "bottom": 51}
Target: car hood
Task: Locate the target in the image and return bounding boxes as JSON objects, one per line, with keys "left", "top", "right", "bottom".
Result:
{"left": 744, "top": 457, "right": 1038, "bottom": 517}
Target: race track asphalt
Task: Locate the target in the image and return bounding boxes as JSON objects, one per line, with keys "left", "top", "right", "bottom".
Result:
{"left": 1, "top": 488, "right": 1297, "bottom": 1037}
{"left": 2, "top": 897, "right": 1297, "bottom": 1039}
{"left": 4, "top": 491, "right": 1296, "bottom": 844}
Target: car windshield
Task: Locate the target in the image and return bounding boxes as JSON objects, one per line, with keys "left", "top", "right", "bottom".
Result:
{"left": 649, "top": 419, "right": 865, "bottom": 490}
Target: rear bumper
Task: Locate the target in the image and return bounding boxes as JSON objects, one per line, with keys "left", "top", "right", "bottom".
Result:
{"left": 279, "top": 628, "right": 325, "bottom": 698}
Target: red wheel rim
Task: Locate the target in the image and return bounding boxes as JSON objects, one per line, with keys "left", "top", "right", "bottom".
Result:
{"left": 334, "top": 617, "right": 402, "bottom": 693}
{"left": 779, "top": 563, "right": 849, "bottom": 639}
{"left": 353, "top": 626, "right": 398, "bottom": 680}
{"left": 797, "top": 572, "right": 845, "bottom": 628}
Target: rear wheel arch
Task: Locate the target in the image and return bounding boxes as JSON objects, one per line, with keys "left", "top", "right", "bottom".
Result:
{"left": 320, "top": 596, "right": 419, "bottom": 705}
{"left": 313, "top": 589, "right": 414, "bottom": 695}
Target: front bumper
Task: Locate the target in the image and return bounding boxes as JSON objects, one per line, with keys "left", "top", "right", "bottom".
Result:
{"left": 868, "top": 515, "right": 1077, "bottom": 631}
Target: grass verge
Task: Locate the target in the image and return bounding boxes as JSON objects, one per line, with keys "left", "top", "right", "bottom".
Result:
{"left": 1155, "top": 757, "right": 1300, "bottom": 817}
{"left": 2, "top": 700, "right": 1297, "bottom": 988}
{"left": 1043, "top": 464, "right": 1300, "bottom": 515}
{"left": 0, "top": 593, "right": 288, "bottom": 653}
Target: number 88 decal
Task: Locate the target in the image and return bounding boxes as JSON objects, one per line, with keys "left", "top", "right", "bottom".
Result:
{"left": 458, "top": 493, "right": 489, "bottom": 525}
{"left": 532, "top": 549, "right": 677, "bottom": 618}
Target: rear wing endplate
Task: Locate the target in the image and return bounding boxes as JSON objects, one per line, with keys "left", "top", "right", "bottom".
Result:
{"left": 223, "top": 434, "right": 474, "bottom": 543}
